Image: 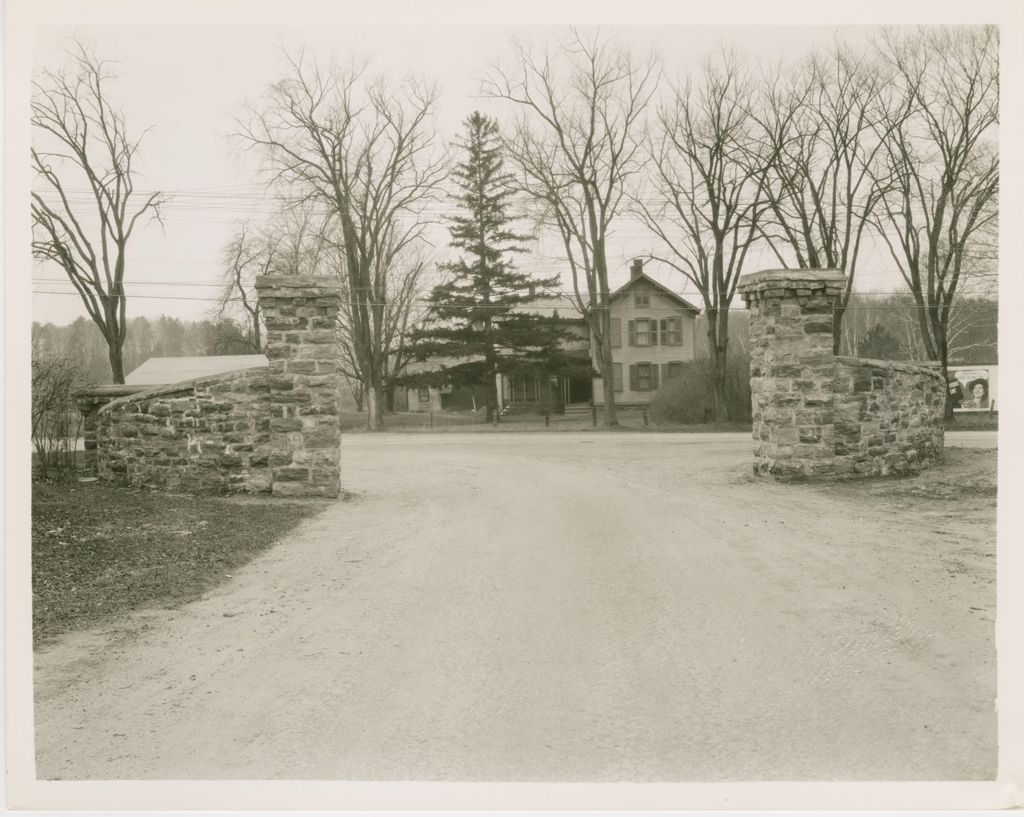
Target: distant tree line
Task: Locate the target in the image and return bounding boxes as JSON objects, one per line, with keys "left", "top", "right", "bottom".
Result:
{"left": 31, "top": 316, "right": 253, "bottom": 386}
{"left": 691, "top": 295, "right": 997, "bottom": 366}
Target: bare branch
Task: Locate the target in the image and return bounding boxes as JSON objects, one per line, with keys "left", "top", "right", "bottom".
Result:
{"left": 31, "top": 41, "right": 165, "bottom": 383}
{"left": 237, "top": 53, "right": 444, "bottom": 428}
{"left": 484, "top": 29, "right": 659, "bottom": 424}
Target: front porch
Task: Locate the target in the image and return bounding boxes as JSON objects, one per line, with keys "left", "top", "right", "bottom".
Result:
{"left": 500, "top": 371, "right": 593, "bottom": 415}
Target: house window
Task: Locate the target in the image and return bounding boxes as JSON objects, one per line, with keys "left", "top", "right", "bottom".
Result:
{"left": 663, "top": 361, "right": 685, "bottom": 381}
{"left": 628, "top": 318, "right": 658, "bottom": 347}
{"left": 637, "top": 363, "right": 653, "bottom": 392}
{"left": 660, "top": 316, "right": 683, "bottom": 346}
{"left": 629, "top": 362, "right": 660, "bottom": 392}
{"left": 417, "top": 386, "right": 431, "bottom": 403}
{"left": 634, "top": 286, "right": 650, "bottom": 307}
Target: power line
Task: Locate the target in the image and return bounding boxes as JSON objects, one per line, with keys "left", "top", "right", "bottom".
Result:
{"left": 33, "top": 288, "right": 989, "bottom": 312}
{"left": 31, "top": 274, "right": 959, "bottom": 300}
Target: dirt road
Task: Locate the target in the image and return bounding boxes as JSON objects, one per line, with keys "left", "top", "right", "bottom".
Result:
{"left": 34, "top": 434, "right": 996, "bottom": 780}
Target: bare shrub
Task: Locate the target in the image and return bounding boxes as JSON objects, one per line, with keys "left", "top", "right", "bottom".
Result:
{"left": 649, "top": 354, "right": 752, "bottom": 426}
{"left": 32, "top": 353, "right": 85, "bottom": 480}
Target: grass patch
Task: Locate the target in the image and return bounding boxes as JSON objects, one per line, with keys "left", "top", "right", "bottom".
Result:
{"left": 31, "top": 480, "right": 324, "bottom": 646}
{"left": 946, "top": 413, "right": 998, "bottom": 431}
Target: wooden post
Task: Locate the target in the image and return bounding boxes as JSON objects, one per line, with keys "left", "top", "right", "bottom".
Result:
{"left": 591, "top": 404, "right": 597, "bottom": 427}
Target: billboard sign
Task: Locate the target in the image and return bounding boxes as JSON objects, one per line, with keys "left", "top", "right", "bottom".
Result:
{"left": 948, "top": 365, "right": 997, "bottom": 412}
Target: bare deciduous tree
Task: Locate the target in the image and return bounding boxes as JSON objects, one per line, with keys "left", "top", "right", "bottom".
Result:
{"left": 841, "top": 293, "right": 997, "bottom": 366}
{"left": 239, "top": 51, "right": 446, "bottom": 429}
{"left": 636, "top": 53, "right": 770, "bottom": 421}
{"left": 216, "top": 203, "right": 328, "bottom": 353}
{"left": 484, "top": 30, "right": 659, "bottom": 426}
{"left": 217, "top": 223, "right": 280, "bottom": 353}
{"left": 754, "top": 43, "right": 905, "bottom": 353}
{"left": 328, "top": 235, "right": 427, "bottom": 419}
{"left": 31, "top": 43, "right": 164, "bottom": 384}
{"left": 872, "top": 26, "right": 999, "bottom": 416}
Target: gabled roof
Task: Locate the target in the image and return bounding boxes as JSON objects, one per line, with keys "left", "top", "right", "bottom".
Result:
{"left": 404, "top": 355, "right": 484, "bottom": 374}
{"left": 125, "top": 355, "right": 269, "bottom": 386}
{"left": 610, "top": 273, "right": 701, "bottom": 314}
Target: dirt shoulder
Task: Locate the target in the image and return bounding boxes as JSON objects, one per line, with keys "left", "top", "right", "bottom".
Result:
{"left": 830, "top": 447, "right": 997, "bottom": 501}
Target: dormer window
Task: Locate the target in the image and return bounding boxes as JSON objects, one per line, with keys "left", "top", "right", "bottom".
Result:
{"left": 634, "top": 286, "right": 650, "bottom": 307}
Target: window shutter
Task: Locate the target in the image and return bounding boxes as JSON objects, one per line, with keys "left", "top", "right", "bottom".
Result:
{"left": 629, "top": 364, "right": 638, "bottom": 392}
{"left": 651, "top": 364, "right": 660, "bottom": 391}
{"left": 613, "top": 363, "right": 623, "bottom": 393}
{"left": 650, "top": 318, "right": 659, "bottom": 345}
{"left": 627, "top": 319, "right": 636, "bottom": 347}
{"left": 611, "top": 317, "right": 622, "bottom": 348}
{"left": 659, "top": 319, "right": 667, "bottom": 345}
{"left": 677, "top": 316, "right": 685, "bottom": 346}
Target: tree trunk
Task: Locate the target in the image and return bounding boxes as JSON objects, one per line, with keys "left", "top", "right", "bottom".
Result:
{"left": 600, "top": 363, "right": 618, "bottom": 426}
{"left": 937, "top": 329, "right": 954, "bottom": 423}
{"left": 711, "top": 350, "right": 728, "bottom": 423}
{"left": 486, "top": 374, "right": 499, "bottom": 424}
{"left": 108, "top": 341, "right": 125, "bottom": 385}
{"left": 832, "top": 302, "right": 846, "bottom": 356}
{"left": 706, "top": 309, "right": 729, "bottom": 422}
{"left": 599, "top": 336, "right": 618, "bottom": 427}
{"left": 366, "top": 383, "right": 386, "bottom": 430}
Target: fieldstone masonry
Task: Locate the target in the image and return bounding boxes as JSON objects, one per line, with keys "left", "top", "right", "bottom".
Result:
{"left": 76, "top": 276, "right": 343, "bottom": 497}
{"left": 256, "top": 275, "right": 343, "bottom": 497}
{"left": 91, "top": 368, "right": 274, "bottom": 494}
{"left": 738, "top": 268, "right": 945, "bottom": 480}
{"left": 76, "top": 384, "right": 148, "bottom": 476}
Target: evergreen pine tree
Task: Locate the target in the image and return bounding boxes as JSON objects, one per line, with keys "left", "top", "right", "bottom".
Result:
{"left": 408, "top": 112, "right": 583, "bottom": 422}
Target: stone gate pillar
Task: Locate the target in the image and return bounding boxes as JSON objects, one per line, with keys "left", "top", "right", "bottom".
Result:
{"left": 255, "top": 276, "right": 343, "bottom": 497}
{"left": 737, "top": 269, "right": 846, "bottom": 479}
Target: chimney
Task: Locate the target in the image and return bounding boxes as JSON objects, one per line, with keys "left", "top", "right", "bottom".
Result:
{"left": 630, "top": 258, "right": 644, "bottom": 280}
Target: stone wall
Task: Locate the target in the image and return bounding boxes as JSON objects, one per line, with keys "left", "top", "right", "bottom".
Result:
{"left": 738, "top": 268, "right": 945, "bottom": 480}
{"left": 831, "top": 356, "right": 946, "bottom": 476}
{"left": 95, "top": 367, "right": 273, "bottom": 494}
{"left": 78, "top": 276, "right": 343, "bottom": 497}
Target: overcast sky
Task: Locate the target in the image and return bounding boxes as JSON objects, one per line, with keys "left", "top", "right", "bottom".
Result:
{"left": 29, "top": 24, "right": 926, "bottom": 325}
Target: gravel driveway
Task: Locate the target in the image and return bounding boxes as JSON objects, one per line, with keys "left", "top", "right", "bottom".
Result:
{"left": 34, "top": 433, "right": 996, "bottom": 780}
